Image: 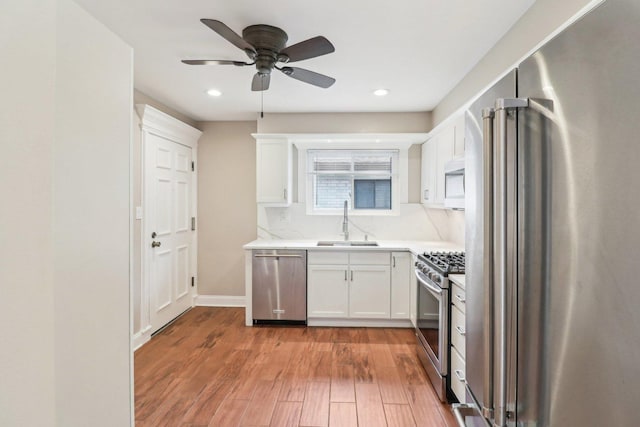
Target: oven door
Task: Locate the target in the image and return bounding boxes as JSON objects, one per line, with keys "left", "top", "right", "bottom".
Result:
{"left": 415, "top": 270, "right": 449, "bottom": 374}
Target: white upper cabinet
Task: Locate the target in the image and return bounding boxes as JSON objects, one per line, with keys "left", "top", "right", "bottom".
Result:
{"left": 421, "top": 113, "right": 464, "bottom": 208}
{"left": 256, "top": 139, "right": 292, "bottom": 206}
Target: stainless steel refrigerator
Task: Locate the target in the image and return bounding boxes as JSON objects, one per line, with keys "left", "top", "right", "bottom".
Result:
{"left": 456, "top": 0, "right": 640, "bottom": 425}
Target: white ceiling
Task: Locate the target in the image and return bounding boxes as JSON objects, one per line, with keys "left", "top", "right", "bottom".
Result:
{"left": 75, "top": 0, "right": 535, "bottom": 121}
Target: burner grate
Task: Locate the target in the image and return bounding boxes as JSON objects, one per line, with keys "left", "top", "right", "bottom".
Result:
{"left": 420, "top": 251, "right": 465, "bottom": 275}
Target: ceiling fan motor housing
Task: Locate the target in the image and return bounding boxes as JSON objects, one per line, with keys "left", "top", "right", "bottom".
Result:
{"left": 242, "top": 24, "right": 288, "bottom": 74}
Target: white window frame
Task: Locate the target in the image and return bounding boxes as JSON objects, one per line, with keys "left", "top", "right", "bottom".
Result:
{"left": 305, "top": 149, "right": 400, "bottom": 216}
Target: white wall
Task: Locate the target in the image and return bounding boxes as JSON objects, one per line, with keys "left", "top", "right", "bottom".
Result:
{"left": 197, "top": 121, "right": 257, "bottom": 297}
{"left": 0, "top": 1, "right": 57, "bottom": 425}
{"left": 54, "top": 1, "right": 132, "bottom": 426}
{"left": 433, "top": 0, "right": 599, "bottom": 125}
{"left": 0, "top": 1, "right": 132, "bottom": 426}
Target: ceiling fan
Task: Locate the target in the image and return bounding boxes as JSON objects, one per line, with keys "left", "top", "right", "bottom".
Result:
{"left": 182, "top": 19, "right": 336, "bottom": 91}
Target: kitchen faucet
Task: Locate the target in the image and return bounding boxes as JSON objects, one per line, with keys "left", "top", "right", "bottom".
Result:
{"left": 342, "top": 200, "right": 349, "bottom": 241}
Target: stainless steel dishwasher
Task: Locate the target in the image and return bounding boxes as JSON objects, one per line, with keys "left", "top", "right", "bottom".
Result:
{"left": 252, "top": 249, "right": 307, "bottom": 325}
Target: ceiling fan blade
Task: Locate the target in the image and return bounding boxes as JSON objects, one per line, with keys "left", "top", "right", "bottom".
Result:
{"left": 280, "top": 67, "right": 335, "bottom": 88}
{"left": 252, "top": 73, "right": 271, "bottom": 91}
{"left": 279, "top": 36, "right": 335, "bottom": 62}
{"left": 182, "top": 59, "right": 251, "bottom": 66}
{"left": 200, "top": 19, "right": 256, "bottom": 55}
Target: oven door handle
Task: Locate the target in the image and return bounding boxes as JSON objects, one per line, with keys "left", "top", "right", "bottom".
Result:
{"left": 414, "top": 270, "right": 443, "bottom": 296}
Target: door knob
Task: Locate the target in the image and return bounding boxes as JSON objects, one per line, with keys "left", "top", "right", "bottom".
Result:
{"left": 151, "top": 241, "right": 161, "bottom": 248}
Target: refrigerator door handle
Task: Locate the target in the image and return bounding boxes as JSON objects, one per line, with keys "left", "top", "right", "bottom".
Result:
{"left": 493, "top": 97, "right": 528, "bottom": 427}
{"left": 481, "top": 107, "right": 496, "bottom": 421}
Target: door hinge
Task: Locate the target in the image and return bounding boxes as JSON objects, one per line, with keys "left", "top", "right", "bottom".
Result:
{"left": 191, "top": 217, "right": 196, "bottom": 231}
{"left": 191, "top": 161, "right": 195, "bottom": 171}
{"left": 191, "top": 276, "right": 195, "bottom": 287}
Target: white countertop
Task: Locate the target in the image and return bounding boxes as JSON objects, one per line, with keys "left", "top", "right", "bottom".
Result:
{"left": 243, "top": 239, "right": 464, "bottom": 256}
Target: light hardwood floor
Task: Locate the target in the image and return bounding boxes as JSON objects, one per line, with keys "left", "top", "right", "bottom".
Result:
{"left": 134, "top": 307, "right": 458, "bottom": 427}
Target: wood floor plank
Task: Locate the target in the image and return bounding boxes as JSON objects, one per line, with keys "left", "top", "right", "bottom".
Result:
{"left": 352, "top": 351, "right": 376, "bottom": 383}
{"left": 404, "top": 385, "right": 447, "bottom": 427}
{"left": 241, "top": 380, "right": 283, "bottom": 426}
{"left": 377, "top": 367, "right": 408, "bottom": 404}
{"left": 328, "top": 402, "right": 357, "bottom": 427}
{"left": 384, "top": 404, "right": 417, "bottom": 427}
{"left": 299, "top": 381, "right": 331, "bottom": 426}
{"left": 208, "top": 399, "right": 250, "bottom": 427}
{"left": 270, "top": 401, "right": 303, "bottom": 427}
{"left": 278, "top": 377, "right": 307, "bottom": 402}
{"left": 330, "top": 364, "right": 355, "bottom": 403}
{"left": 182, "top": 379, "right": 234, "bottom": 425}
{"left": 354, "top": 383, "right": 387, "bottom": 427}
{"left": 135, "top": 308, "right": 453, "bottom": 427}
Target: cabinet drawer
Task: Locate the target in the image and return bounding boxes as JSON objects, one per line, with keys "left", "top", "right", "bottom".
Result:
{"left": 308, "top": 251, "right": 349, "bottom": 265}
{"left": 451, "top": 305, "right": 466, "bottom": 358}
{"left": 349, "top": 251, "right": 390, "bottom": 265}
{"left": 451, "top": 346, "right": 466, "bottom": 403}
{"left": 451, "top": 282, "right": 466, "bottom": 313}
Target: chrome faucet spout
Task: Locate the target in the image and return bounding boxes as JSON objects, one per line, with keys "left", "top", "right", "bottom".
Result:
{"left": 342, "top": 200, "right": 349, "bottom": 241}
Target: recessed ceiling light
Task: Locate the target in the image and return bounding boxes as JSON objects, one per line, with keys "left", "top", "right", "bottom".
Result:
{"left": 373, "top": 89, "right": 389, "bottom": 97}
{"left": 207, "top": 89, "right": 222, "bottom": 97}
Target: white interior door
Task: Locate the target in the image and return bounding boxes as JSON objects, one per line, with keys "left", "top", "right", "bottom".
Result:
{"left": 145, "top": 133, "right": 193, "bottom": 334}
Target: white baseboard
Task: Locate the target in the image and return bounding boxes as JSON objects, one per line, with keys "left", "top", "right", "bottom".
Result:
{"left": 132, "top": 326, "right": 152, "bottom": 351}
{"left": 307, "top": 318, "right": 412, "bottom": 328}
{"left": 195, "top": 295, "right": 246, "bottom": 307}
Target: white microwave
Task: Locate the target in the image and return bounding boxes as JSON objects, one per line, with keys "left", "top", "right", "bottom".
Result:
{"left": 444, "top": 157, "right": 465, "bottom": 210}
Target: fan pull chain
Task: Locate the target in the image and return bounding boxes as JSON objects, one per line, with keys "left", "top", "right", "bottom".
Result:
{"left": 261, "top": 87, "right": 264, "bottom": 118}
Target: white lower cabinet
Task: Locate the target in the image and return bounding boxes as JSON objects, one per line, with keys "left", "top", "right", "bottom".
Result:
{"left": 308, "top": 250, "right": 400, "bottom": 320}
{"left": 391, "top": 252, "right": 411, "bottom": 319}
{"left": 450, "top": 275, "right": 466, "bottom": 402}
{"left": 349, "top": 265, "right": 391, "bottom": 318}
{"left": 410, "top": 254, "right": 418, "bottom": 327}
{"left": 307, "top": 265, "right": 349, "bottom": 317}
{"left": 451, "top": 346, "right": 466, "bottom": 403}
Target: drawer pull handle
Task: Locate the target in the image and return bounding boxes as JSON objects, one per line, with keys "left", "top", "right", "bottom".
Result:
{"left": 455, "top": 325, "right": 466, "bottom": 336}
{"left": 455, "top": 294, "right": 466, "bottom": 304}
{"left": 454, "top": 369, "right": 466, "bottom": 382}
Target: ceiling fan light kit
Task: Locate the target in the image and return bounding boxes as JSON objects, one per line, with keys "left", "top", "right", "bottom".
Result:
{"left": 182, "top": 19, "right": 336, "bottom": 92}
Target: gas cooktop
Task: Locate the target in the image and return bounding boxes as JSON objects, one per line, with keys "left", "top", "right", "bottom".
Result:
{"left": 418, "top": 251, "right": 465, "bottom": 275}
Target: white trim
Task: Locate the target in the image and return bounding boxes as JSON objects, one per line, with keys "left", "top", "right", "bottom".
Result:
{"left": 252, "top": 133, "right": 429, "bottom": 149}
{"left": 136, "top": 104, "right": 202, "bottom": 144}
{"left": 307, "top": 318, "right": 412, "bottom": 328}
{"left": 132, "top": 326, "right": 152, "bottom": 351}
{"left": 195, "top": 295, "right": 247, "bottom": 307}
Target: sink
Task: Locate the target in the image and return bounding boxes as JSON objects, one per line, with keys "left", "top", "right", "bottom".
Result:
{"left": 317, "top": 241, "right": 379, "bottom": 247}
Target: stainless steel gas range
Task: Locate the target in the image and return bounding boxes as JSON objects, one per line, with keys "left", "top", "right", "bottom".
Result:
{"left": 414, "top": 251, "right": 465, "bottom": 402}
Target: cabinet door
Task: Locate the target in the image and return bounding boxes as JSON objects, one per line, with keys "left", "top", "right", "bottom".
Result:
{"left": 435, "top": 126, "right": 455, "bottom": 204}
{"left": 307, "top": 265, "right": 349, "bottom": 317}
{"left": 421, "top": 139, "right": 437, "bottom": 205}
{"left": 349, "top": 265, "right": 390, "bottom": 318}
{"left": 410, "top": 254, "right": 418, "bottom": 327}
{"left": 390, "top": 252, "right": 411, "bottom": 319}
{"left": 256, "top": 140, "right": 291, "bottom": 205}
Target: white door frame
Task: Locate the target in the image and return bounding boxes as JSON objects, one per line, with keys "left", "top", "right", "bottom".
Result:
{"left": 136, "top": 104, "right": 201, "bottom": 346}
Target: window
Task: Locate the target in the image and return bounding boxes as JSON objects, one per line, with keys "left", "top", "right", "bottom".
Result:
{"left": 307, "top": 149, "right": 398, "bottom": 214}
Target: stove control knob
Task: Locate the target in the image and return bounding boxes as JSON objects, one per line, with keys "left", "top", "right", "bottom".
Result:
{"left": 433, "top": 275, "right": 442, "bottom": 284}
